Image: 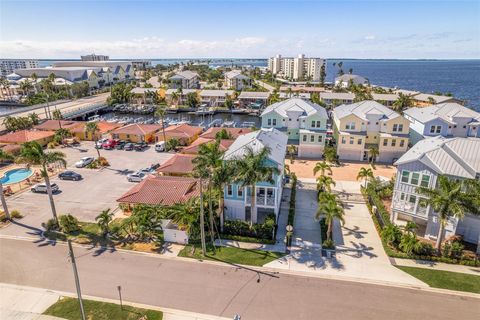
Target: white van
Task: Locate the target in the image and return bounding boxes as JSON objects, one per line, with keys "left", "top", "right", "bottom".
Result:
{"left": 155, "top": 141, "right": 166, "bottom": 152}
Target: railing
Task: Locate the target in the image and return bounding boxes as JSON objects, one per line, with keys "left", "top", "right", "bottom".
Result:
{"left": 392, "top": 200, "right": 429, "bottom": 218}
{"left": 250, "top": 196, "right": 275, "bottom": 207}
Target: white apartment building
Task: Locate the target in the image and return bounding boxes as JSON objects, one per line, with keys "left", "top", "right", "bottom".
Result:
{"left": 81, "top": 54, "right": 109, "bottom": 61}
{"left": 0, "top": 59, "right": 39, "bottom": 76}
{"left": 267, "top": 54, "right": 325, "bottom": 81}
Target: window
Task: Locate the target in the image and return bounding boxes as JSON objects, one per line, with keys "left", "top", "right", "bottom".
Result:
{"left": 345, "top": 122, "right": 356, "bottom": 130}
{"left": 237, "top": 186, "right": 243, "bottom": 197}
{"left": 401, "top": 170, "right": 410, "bottom": 183}
{"left": 227, "top": 185, "right": 233, "bottom": 196}
{"left": 341, "top": 136, "right": 346, "bottom": 144}
{"left": 383, "top": 139, "right": 388, "bottom": 146}
{"left": 393, "top": 124, "right": 398, "bottom": 132}
{"left": 272, "top": 119, "right": 277, "bottom": 126}
{"left": 316, "top": 121, "right": 321, "bottom": 127}
{"left": 399, "top": 140, "right": 405, "bottom": 147}
{"left": 430, "top": 125, "right": 442, "bottom": 134}
{"left": 311, "top": 120, "right": 316, "bottom": 127}
{"left": 303, "top": 135, "right": 307, "bottom": 142}
{"left": 357, "top": 139, "right": 362, "bottom": 144}
{"left": 420, "top": 175, "right": 430, "bottom": 187}
{"left": 267, "top": 119, "right": 272, "bottom": 126}
{"left": 411, "top": 173, "right": 420, "bottom": 185}
{"left": 310, "top": 135, "right": 314, "bottom": 142}
{"left": 400, "top": 193, "right": 405, "bottom": 201}
{"left": 408, "top": 195, "right": 417, "bottom": 204}
{"left": 318, "top": 135, "right": 322, "bottom": 142}
{"left": 349, "top": 137, "right": 354, "bottom": 144}
{"left": 391, "top": 139, "right": 396, "bottom": 147}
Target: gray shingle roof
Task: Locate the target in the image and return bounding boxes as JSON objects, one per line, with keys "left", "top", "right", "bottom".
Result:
{"left": 261, "top": 98, "right": 328, "bottom": 119}
{"left": 394, "top": 137, "right": 480, "bottom": 179}
{"left": 333, "top": 100, "right": 401, "bottom": 121}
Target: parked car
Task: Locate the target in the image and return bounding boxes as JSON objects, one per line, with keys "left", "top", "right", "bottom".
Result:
{"left": 155, "top": 141, "right": 165, "bottom": 152}
{"left": 102, "top": 139, "right": 119, "bottom": 150}
{"left": 134, "top": 142, "right": 148, "bottom": 151}
{"left": 75, "top": 156, "right": 95, "bottom": 168}
{"left": 127, "top": 172, "right": 145, "bottom": 182}
{"left": 31, "top": 183, "right": 59, "bottom": 193}
{"left": 59, "top": 171, "right": 82, "bottom": 181}
{"left": 124, "top": 143, "right": 134, "bottom": 151}
{"left": 95, "top": 138, "right": 108, "bottom": 149}
{"left": 115, "top": 140, "right": 126, "bottom": 150}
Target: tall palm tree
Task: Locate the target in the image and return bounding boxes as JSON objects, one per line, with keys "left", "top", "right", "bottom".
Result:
{"left": 19, "top": 79, "right": 33, "bottom": 97}
{"left": 233, "top": 146, "right": 279, "bottom": 225}
{"left": 170, "top": 92, "right": 179, "bottom": 107}
{"left": 357, "top": 167, "right": 374, "bottom": 188}
{"left": 31, "top": 73, "right": 38, "bottom": 94}
{"left": 315, "top": 198, "right": 345, "bottom": 240}
{"left": 313, "top": 161, "right": 332, "bottom": 176}
{"left": 392, "top": 93, "right": 413, "bottom": 114}
{"left": 96, "top": 208, "right": 114, "bottom": 236}
{"left": 153, "top": 93, "right": 167, "bottom": 144}
{"left": 169, "top": 197, "right": 201, "bottom": 241}
{"left": 19, "top": 142, "right": 66, "bottom": 224}
{"left": 0, "top": 150, "right": 14, "bottom": 220}
{"left": 85, "top": 121, "right": 101, "bottom": 158}
{"left": 193, "top": 141, "right": 224, "bottom": 244}
{"left": 368, "top": 146, "right": 379, "bottom": 164}
{"left": 212, "top": 161, "right": 231, "bottom": 231}
{"left": 316, "top": 175, "right": 336, "bottom": 193}
{"left": 416, "top": 175, "right": 477, "bottom": 252}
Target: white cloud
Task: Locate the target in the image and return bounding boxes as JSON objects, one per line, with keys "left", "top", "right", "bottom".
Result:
{"left": 364, "top": 35, "right": 376, "bottom": 40}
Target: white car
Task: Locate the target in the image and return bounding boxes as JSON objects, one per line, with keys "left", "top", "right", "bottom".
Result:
{"left": 75, "top": 157, "right": 95, "bottom": 168}
{"left": 95, "top": 138, "right": 108, "bottom": 149}
{"left": 31, "top": 183, "right": 59, "bottom": 193}
{"left": 127, "top": 172, "right": 145, "bottom": 182}
{"left": 155, "top": 141, "right": 165, "bottom": 152}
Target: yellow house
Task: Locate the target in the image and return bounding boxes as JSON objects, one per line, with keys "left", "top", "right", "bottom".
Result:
{"left": 71, "top": 121, "right": 124, "bottom": 141}
{"left": 155, "top": 124, "right": 203, "bottom": 146}
{"left": 0, "top": 130, "right": 55, "bottom": 147}
{"left": 110, "top": 123, "right": 161, "bottom": 143}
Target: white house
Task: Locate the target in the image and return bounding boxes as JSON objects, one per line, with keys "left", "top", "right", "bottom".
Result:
{"left": 403, "top": 103, "right": 480, "bottom": 145}
{"left": 169, "top": 71, "right": 200, "bottom": 89}
{"left": 223, "top": 128, "right": 288, "bottom": 224}
{"left": 392, "top": 137, "right": 480, "bottom": 246}
{"left": 199, "top": 89, "right": 234, "bottom": 107}
{"left": 335, "top": 74, "right": 368, "bottom": 88}
{"left": 224, "top": 70, "right": 251, "bottom": 90}
{"left": 261, "top": 98, "right": 328, "bottom": 158}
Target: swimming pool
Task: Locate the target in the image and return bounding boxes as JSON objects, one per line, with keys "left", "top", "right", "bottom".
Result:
{"left": 0, "top": 168, "right": 34, "bottom": 185}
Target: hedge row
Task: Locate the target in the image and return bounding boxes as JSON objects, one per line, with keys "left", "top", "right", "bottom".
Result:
{"left": 287, "top": 174, "right": 298, "bottom": 226}
{"left": 222, "top": 215, "right": 275, "bottom": 242}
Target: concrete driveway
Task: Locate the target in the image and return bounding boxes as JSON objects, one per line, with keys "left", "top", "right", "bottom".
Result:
{"left": 1, "top": 142, "right": 174, "bottom": 237}
{"left": 292, "top": 181, "right": 321, "bottom": 246}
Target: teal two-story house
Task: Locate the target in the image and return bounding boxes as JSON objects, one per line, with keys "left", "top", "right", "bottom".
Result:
{"left": 223, "top": 128, "right": 288, "bottom": 224}
{"left": 261, "top": 98, "right": 328, "bottom": 158}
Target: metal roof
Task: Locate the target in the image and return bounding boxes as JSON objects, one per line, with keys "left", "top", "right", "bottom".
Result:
{"left": 333, "top": 100, "right": 401, "bottom": 121}
{"left": 403, "top": 103, "right": 480, "bottom": 124}
{"left": 261, "top": 97, "right": 328, "bottom": 119}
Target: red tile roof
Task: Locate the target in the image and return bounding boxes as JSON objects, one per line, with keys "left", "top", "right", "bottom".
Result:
{"left": 182, "top": 138, "right": 234, "bottom": 154}
{"left": 157, "top": 124, "right": 203, "bottom": 140}
{"left": 200, "top": 127, "right": 252, "bottom": 139}
{"left": 71, "top": 121, "right": 124, "bottom": 134}
{"left": 156, "top": 153, "right": 196, "bottom": 175}
{"left": 111, "top": 123, "right": 161, "bottom": 135}
{"left": 117, "top": 175, "right": 199, "bottom": 206}
{"left": 0, "top": 130, "right": 55, "bottom": 144}
{"left": 34, "top": 120, "right": 85, "bottom": 131}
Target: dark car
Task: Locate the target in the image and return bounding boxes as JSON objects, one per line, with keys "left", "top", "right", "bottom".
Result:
{"left": 134, "top": 142, "right": 148, "bottom": 151}
{"left": 59, "top": 171, "right": 82, "bottom": 181}
{"left": 124, "top": 143, "right": 134, "bottom": 151}
{"left": 115, "top": 140, "right": 126, "bottom": 150}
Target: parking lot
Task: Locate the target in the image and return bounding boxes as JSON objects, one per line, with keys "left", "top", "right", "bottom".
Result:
{"left": 1, "top": 141, "right": 174, "bottom": 237}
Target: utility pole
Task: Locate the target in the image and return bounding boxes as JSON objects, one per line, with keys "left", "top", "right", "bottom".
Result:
{"left": 68, "top": 240, "right": 86, "bottom": 320}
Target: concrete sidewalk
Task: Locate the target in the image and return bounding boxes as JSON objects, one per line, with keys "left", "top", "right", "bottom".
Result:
{"left": 0, "top": 283, "right": 230, "bottom": 320}
{"left": 392, "top": 258, "right": 480, "bottom": 276}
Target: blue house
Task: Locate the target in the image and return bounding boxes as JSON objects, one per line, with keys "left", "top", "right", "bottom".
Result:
{"left": 223, "top": 128, "right": 288, "bottom": 224}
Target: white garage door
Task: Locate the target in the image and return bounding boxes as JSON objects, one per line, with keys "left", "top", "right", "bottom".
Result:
{"left": 338, "top": 148, "right": 362, "bottom": 161}
{"left": 298, "top": 145, "right": 323, "bottom": 159}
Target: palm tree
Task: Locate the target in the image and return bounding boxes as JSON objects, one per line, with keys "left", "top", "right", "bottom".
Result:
{"left": 153, "top": 93, "right": 167, "bottom": 144}
{"left": 212, "top": 161, "right": 231, "bottom": 231}
{"left": 313, "top": 161, "right": 332, "bottom": 176}
{"left": 315, "top": 198, "right": 345, "bottom": 240}
{"left": 85, "top": 122, "right": 101, "bottom": 158}
{"left": 286, "top": 87, "right": 293, "bottom": 98}
{"left": 96, "top": 208, "right": 114, "bottom": 236}
{"left": 357, "top": 167, "right": 374, "bottom": 188}
{"left": 19, "top": 79, "right": 33, "bottom": 97}
{"left": 19, "top": 142, "right": 66, "bottom": 224}
{"left": 31, "top": 73, "right": 38, "bottom": 94}
{"left": 287, "top": 145, "right": 297, "bottom": 164}
{"left": 0, "top": 150, "right": 14, "bottom": 220}
{"left": 28, "top": 113, "right": 39, "bottom": 125}
{"left": 416, "top": 175, "right": 477, "bottom": 252}
{"left": 215, "top": 129, "right": 233, "bottom": 140}
{"left": 392, "top": 93, "right": 413, "bottom": 114}
{"left": 170, "top": 92, "right": 179, "bottom": 107}
{"left": 233, "top": 146, "right": 279, "bottom": 225}
{"left": 169, "top": 197, "right": 201, "bottom": 241}
{"left": 316, "top": 175, "right": 336, "bottom": 193}
{"left": 368, "top": 146, "right": 379, "bottom": 164}
{"left": 323, "top": 146, "right": 337, "bottom": 163}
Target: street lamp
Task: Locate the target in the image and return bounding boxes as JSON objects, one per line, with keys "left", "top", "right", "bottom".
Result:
{"left": 67, "top": 239, "right": 86, "bottom": 320}
{"left": 286, "top": 225, "right": 293, "bottom": 247}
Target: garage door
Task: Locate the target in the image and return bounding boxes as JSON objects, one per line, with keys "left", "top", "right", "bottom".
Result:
{"left": 338, "top": 148, "right": 362, "bottom": 161}
{"left": 298, "top": 145, "right": 323, "bottom": 159}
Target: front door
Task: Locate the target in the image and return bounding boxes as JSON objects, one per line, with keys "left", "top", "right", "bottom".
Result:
{"left": 245, "top": 207, "right": 251, "bottom": 222}
{"left": 362, "top": 151, "right": 368, "bottom": 161}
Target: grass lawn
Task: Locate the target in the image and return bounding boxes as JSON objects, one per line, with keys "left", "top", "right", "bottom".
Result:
{"left": 178, "top": 244, "right": 284, "bottom": 267}
{"left": 396, "top": 266, "right": 480, "bottom": 294}
{"left": 44, "top": 297, "right": 162, "bottom": 320}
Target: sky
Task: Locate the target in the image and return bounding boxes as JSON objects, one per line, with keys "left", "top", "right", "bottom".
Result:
{"left": 0, "top": 0, "right": 479, "bottom": 59}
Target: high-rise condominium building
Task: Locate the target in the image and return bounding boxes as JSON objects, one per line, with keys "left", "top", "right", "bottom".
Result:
{"left": 0, "top": 59, "right": 39, "bottom": 76}
{"left": 267, "top": 54, "right": 325, "bottom": 81}
{"left": 80, "top": 54, "right": 109, "bottom": 61}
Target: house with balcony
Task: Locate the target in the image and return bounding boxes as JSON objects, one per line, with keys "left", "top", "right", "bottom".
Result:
{"left": 319, "top": 92, "right": 355, "bottom": 108}
{"left": 224, "top": 70, "right": 251, "bottom": 90}
{"left": 169, "top": 71, "right": 200, "bottom": 89}
{"left": 261, "top": 98, "right": 328, "bottom": 158}
{"left": 223, "top": 128, "right": 288, "bottom": 224}
{"left": 403, "top": 103, "right": 480, "bottom": 145}
{"left": 199, "top": 90, "right": 234, "bottom": 107}
{"left": 332, "top": 101, "right": 410, "bottom": 163}
{"left": 392, "top": 137, "right": 480, "bottom": 245}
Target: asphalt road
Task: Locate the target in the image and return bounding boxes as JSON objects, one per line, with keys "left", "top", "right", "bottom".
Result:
{"left": 1, "top": 238, "right": 478, "bottom": 320}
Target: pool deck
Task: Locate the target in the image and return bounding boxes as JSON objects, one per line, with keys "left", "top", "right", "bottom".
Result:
{"left": 0, "top": 164, "right": 61, "bottom": 195}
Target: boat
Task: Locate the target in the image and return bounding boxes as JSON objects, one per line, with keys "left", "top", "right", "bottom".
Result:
{"left": 241, "top": 121, "right": 256, "bottom": 128}
{"left": 222, "top": 121, "right": 236, "bottom": 128}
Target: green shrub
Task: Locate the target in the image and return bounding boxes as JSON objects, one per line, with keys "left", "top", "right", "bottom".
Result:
{"left": 399, "top": 232, "right": 421, "bottom": 255}
{"left": 381, "top": 224, "right": 402, "bottom": 247}
{"left": 442, "top": 241, "right": 464, "bottom": 259}
{"left": 322, "top": 238, "right": 335, "bottom": 249}
{"left": 10, "top": 210, "right": 23, "bottom": 219}
{"left": 287, "top": 173, "right": 297, "bottom": 226}
{"left": 43, "top": 218, "right": 59, "bottom": 231}
{"left": 97, "top": 157, "right": 110, "bottom": 167}
{"left": 59, "top": 214, "right": 79, "bottom": 233}
{"left": 223, "top": 214, "right": 276, "bottom": 241}
{"left": 414, "top": 242, "right": 434, "bottom": 256}
{"left": 319, "top": 218, "right": 328, "bottom": 243}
